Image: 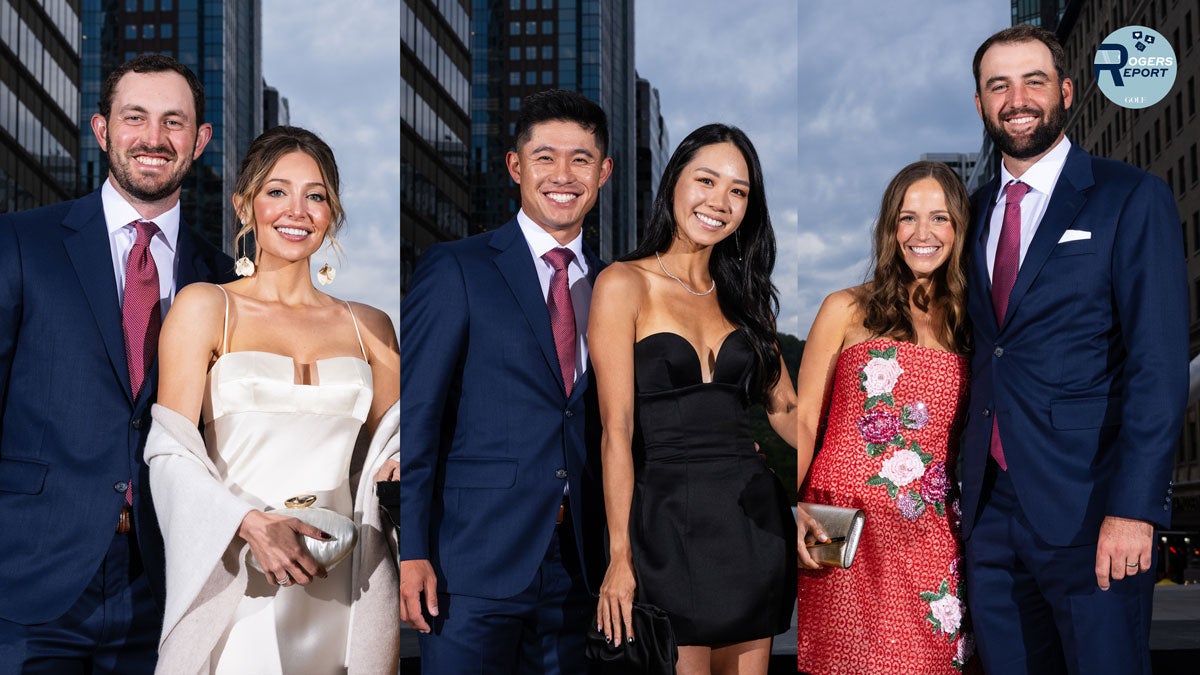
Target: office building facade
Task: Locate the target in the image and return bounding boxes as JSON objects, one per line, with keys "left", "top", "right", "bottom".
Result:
{"left": 1, "top": 0, "right": 82, "bottom": 212}
{"left": 401, "top": 0, "right": 470, "bottom": 294}
{"left": 635, "top": 74, "right": 666, "bottom": 244}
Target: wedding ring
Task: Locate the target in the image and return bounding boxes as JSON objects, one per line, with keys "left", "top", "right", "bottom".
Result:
{"left": 276, "top": 575, "right": 291, "bottom": 585}
{"left": 1125, "top": 562, "right": 1139, "bottom": 568}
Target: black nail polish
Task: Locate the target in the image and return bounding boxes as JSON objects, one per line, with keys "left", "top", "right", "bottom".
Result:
{"left": 320, "top": 531, "right": 332, "bottom": 540}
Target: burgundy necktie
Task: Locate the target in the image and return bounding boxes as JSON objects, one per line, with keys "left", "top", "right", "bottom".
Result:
{"left": 989, "top": 181, "right": 1030, "bottom": 470}
{"left": 124, "top": 220, "right": 162, "bottom": 397}
{"left": 543, "top": 248, "right": 577, "bottom": 397}
{"left": 123, "top": 220, "right": 160, "bottom": 505}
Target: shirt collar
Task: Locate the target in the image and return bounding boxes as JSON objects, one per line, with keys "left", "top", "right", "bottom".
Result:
{"left": 101, "top": 179, "right": 181, "bottom": 251}
{"left": 516, "top": 209, "right": 588, "bottom": 274}
{"left": 996, "top": 136, "right": 1072, "bottom": 203}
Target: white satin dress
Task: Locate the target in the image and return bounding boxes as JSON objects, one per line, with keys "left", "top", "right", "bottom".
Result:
{"left": 201, "top": 287, "right": 373, "bottom": 674}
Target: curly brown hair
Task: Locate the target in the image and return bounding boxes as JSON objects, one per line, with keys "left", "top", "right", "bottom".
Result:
{"left": 858, "top": 161, "right": 971, "bottom": 353}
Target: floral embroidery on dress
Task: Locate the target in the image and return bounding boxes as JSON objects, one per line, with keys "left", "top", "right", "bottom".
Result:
{"left": 858, "top": 345, "right": 953, "bottom": 520}
{"left": 919, "top": 570, "right": 973, "bottom": 671}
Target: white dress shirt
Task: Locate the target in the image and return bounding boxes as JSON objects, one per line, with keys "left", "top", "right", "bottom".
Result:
{"left": 985, "top": 136, "right": 1073, "bottom": 280}
{"left": 516, "top": 209, "right": 592, "bottom": 385}
{"left": 102, "top": 179, "right": 182, "bottom": 314}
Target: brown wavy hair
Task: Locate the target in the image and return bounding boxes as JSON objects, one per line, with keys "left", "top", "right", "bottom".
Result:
{"left": 858, "top": 161, "right": 971, "bottom": 353}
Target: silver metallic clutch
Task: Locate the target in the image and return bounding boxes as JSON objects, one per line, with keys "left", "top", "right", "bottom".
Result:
{"left": 799, "top": 503, "right": 865, "bottom": 569}
{"left": 247, "top": 495, "right": 359, "bottom": 574}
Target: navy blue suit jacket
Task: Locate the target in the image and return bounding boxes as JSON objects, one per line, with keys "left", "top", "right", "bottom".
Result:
{"left": 961, "top": 144, "right": 1187, "bottom": 547}
{"left": 0, "top": 189, "right": 234, "bottom": 624}
{"left": 400, "top": 218, "right": 606, "bottom": 600}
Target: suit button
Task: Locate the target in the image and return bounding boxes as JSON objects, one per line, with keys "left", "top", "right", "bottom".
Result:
{"left": 555, "top": 469, "right": 568, "bottom": 479}
{"left": 113, "top": 481, "right": 128, "bottom": 493}
{"left": 564, "top": 410, "right": 574, "bottom": 418}
{"left": 131, "top": 417, "right": 143, "bottom": 430}
{"left": 993, "top": 346, "right": 1004, "bottom": 357}
{"left": 981, "top": 408, "right": 991, "bottom": 417}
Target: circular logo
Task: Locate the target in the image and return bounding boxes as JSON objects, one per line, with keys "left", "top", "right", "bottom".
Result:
{"left": 1093, "top": 26, "right": 1177, "bottom": 109}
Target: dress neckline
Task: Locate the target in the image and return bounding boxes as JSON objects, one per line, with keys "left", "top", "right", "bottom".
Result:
{"left": 635, "top": 329, "right": 741, "bottom": 385}
{"left": 841, "top": 337, "right": 967, "bottom": 360}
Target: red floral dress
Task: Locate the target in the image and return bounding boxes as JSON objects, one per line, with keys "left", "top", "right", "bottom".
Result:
{"left": 798, "top": 339, "right": 976, "bottom": 674}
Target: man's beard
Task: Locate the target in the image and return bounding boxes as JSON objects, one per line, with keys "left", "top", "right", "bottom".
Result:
{"left": 107, "top": 133, "right": 194, "bottom": 202}
{"left": 983, "top": 95, "right": 1067, "bottom": 160}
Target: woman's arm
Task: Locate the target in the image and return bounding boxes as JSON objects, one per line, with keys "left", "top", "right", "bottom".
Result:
{"left": 793, "top": 289, "right": 857, "bottom": 566}
{"left": 765, "top": 353, "right": 798, "bottom": 448}
{"left": 156, "top": 282, "right": 225, "bottom": 424}
{"left": 588, "top": 262, "right": 643, "bottom": 648}
{"left": 350, "top": 302, "right": 400, "bottom": 481}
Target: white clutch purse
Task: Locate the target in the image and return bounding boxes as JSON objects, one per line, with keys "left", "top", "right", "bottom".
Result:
{"left": 247, "top": 494, "right": 358, "bottom": 573}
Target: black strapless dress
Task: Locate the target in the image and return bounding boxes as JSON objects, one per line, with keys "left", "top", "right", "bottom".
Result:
{"left": 630, "top": 330, "right": 797, "bottom": 646}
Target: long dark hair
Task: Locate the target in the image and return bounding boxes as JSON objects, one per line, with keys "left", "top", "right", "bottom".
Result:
{"left": 860, "top": 161, "right": 971, "bottom": 353}
{"left": 623, "top": 124, "right": 782, "bottom": 407}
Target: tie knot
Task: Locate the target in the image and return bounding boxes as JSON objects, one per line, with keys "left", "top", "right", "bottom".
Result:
{"left": 542, "top": 247, "right": 575, "bottom": 272}
{"left": 131, "top": 220, "right": 160, "bottom": 244}
{"left": 1005, "top": 181, "right": 1031, "bottom": 204}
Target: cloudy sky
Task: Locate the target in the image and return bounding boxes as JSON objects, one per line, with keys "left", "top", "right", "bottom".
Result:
{"left": 262, "top": 0, "right": 401, "bottom": 328}
{"left": 635, "top": 0, "right": 1009, "bottom": 337}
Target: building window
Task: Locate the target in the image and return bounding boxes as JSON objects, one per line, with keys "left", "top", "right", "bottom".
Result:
{"left": 509, "top": 46, "right": 521, "bottom": 60}
{"left": 526, "top": 46, "right": 537, "bottom": 59}
{"left": 542, "top": 45, "right": 553, "bottom": 59}
{"left": 510, "top": 21, "right": 520, "bottom": 35}
{"left": 509, "top": 71, "right": 520, "bottom": 85}
{"left": 126, "top": 0, "right": 137, "bottom": 11}
{"left": 509, "top": 97, "right": 520, "bottom": 111}
{"left": 542, "top": 0, "right": 553, "bottom": 8}
{"left": 542, "top": 21, "right": 553, "bottom": 34}
{"left": 525, "top": 71, "right": 537, "bottom": 85}
{"left": 526, "top": 21, "right": 537, "bottom": 35}
{"left": 163, "top": 0, "right": 172, "bottom": 9}
{"left": 126, "top": 24, "right": 138, "bottom": 39}
{"left": 510, "top": 0, "right": 520, "bottom": 9}
{"left": 143, "top": 24, "right": 155, "bottom": 38}
{"left": 526, "top": 0, "right": 537, "bottom": 8}
{"left": 143, "top": 0, "right": 155, "bottom": 9}
{"left": 161, "top": 24, "right": 172, "bottom": 38}
{"left": 542, "top": 70, "right": 553, "bottom": 85}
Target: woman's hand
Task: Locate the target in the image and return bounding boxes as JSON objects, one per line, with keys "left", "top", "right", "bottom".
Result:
{"left": 797, "top": 503, "right": 829, "bottom": 569}
{"left": 373, "top": 458, "right": 399, "bottom": 482}
{"left": 597, "top": 556, "right": 637, "bottom": 647}
{"left": 236, "top": 510, "right": 330, "bottom": 586}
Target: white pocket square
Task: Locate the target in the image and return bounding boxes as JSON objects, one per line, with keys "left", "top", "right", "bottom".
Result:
{"left": 1058, "top": 229, "right": 1092, "bottom": 243}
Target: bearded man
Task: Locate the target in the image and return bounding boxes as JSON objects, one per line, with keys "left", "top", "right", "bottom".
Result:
{"left": 959, "top": 25, "right": 1186, "bottom": 675}
{"left": 0, "top": 54, "right": 233, "bottom": 672}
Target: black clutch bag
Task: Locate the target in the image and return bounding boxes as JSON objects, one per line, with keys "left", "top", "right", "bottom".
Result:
{"left": 585, "top": 602, "right": 677, "bottom": 675}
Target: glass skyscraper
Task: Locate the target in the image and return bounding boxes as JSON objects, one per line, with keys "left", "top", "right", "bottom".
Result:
{"left": 0, "top": 0, "right": 81, "bottom": 212}
{"left": 401, "top": 0, "right": 471, "bottom": 294}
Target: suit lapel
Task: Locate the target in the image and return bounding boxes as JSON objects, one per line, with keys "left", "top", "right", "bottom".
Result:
{"left": 62, "top": 192, "right": 133, "bottom": 403}
{"left": 1002, "top": 145, "right": 1093, "bottom": 331}
{"left": 971, "top": 179, "right": 1001, "bottom": 335}
{"left": 173, "top": 223, "right": 213, "bottom": 290}
{"left": 491, "top": 220, "right": 564, "bottom": 392}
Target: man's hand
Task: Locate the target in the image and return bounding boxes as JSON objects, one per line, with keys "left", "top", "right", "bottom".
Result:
{"left": 400, "top": 559, "right": 439, "bottom": 632}
{"left": 1095, "top": 515, "right": 1154, "bottom": 590}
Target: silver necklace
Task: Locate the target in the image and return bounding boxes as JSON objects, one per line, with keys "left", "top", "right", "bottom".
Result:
{"left": 656, "top": 252, "right": 715, "bottom": 296}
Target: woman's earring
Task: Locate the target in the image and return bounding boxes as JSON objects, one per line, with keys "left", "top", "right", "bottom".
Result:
{"left": 317, "top": 260, "right": 336, "bottom": 286}
{"left": 735, "top": 230, "right": 743, "bottom": 262}
{"left": 234, "top": 224, "right": 255, "bottom": 277}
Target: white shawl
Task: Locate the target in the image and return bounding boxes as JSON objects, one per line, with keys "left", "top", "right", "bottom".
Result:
{"left": 145, "top": 402, "right": 399, "bottom": 674}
